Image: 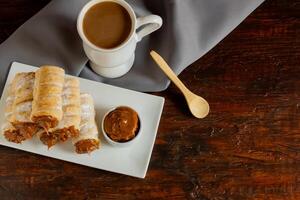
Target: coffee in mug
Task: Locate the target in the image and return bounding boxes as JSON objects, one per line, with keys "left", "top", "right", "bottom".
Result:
{"left": 77, "top": 0, "right": 163, "bottom": 78}
{"left": 83, "top": 2, "right": 132, "bottom": 49}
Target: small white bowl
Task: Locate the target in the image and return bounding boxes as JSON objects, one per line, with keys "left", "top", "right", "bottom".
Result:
{"left": 101, "top": 106, "right": 141, "bottom": 147}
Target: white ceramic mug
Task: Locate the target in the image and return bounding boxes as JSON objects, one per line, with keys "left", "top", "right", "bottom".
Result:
{"left": 77, "top": 0, "right": 163, "bottom": 78}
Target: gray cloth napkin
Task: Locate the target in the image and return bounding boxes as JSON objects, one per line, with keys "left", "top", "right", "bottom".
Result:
{"left": 0, "top": 0, "right": 264, "bottom": 94}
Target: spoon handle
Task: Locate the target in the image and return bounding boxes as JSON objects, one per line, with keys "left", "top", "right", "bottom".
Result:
{"left": 150, "top": 51, "right": 189, "bottom": 94}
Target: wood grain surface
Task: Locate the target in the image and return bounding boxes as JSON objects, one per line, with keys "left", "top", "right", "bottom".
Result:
{"left": 0, "top": 0, "right": 299, "bottom": 199}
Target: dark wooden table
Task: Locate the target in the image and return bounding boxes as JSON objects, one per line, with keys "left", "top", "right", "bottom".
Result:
{"left": 0, "top": 0, "right": 299, "bottom": 199}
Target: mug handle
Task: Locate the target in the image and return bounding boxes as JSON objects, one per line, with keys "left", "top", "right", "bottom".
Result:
{"left": 136, "top": 15, "right": 163, "bottom": 42}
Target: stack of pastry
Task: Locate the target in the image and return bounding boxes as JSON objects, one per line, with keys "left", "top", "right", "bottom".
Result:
{"left": 2, "top": 66, "right": 100, "bottom": 154}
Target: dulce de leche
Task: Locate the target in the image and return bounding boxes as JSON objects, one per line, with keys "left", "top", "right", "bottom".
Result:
{"left": 104, "top": 107, "right": 139, "bottom": 142}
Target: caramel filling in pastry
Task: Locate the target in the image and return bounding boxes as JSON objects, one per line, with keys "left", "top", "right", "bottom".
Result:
{"left": 31, "top": 116, "right": 58, "bottom": 130}
{"left": 39, "top": 132, "right": 59, "bottom": 148}
{"left": 39, "top": 126, "right": 79, "bottom": 148}
{"left": 75, "top": 139, "right": 100, "bottom": 154}
{"left": 4, "top": 129, "right": 22, "bottom": 144}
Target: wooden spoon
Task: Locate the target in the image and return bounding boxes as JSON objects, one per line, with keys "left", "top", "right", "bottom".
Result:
{"left": 150, "top": 50, "right": 210, "bottom": 119}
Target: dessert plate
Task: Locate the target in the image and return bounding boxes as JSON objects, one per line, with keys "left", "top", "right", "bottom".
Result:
{"left": 0, "top": 62, "right": 164, "bottom": 178}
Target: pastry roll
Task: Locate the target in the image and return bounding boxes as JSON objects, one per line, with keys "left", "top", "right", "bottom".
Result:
{"left": 10, "top": 72, "right": 39, "bottom": 140}
{"left": 3, "top": 73, "right": 39, "bottom": 143}
{"left": 2, "top": 83, "right": 19, "bottom": 143}
{"left": 39, "top": 77, "right": 81, "bottom": 147}
{"left": 31, "top": 66, "right": 65, "bottom": 129}
{"left": 73, "top": 93, "right": 100, "bottom": 154}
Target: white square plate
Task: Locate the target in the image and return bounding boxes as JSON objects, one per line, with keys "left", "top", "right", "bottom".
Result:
{"left": 0, "top": 62, "right": 164, "bottom": 178}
